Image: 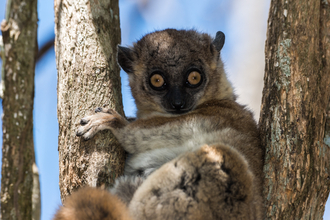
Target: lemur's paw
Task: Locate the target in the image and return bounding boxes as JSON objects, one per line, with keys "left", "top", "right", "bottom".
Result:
{"left": 76, "top": 108, "right": 127, "bottom": 140}
{"left": 76, "top": 114, "right": 99, "bottom": 140}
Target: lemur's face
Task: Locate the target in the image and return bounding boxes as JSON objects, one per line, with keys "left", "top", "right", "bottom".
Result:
{"left": 117, "top": 29, "right": 230, "bottom": 117}
{"left": 144, "top": 64, "right": 206, "bottom": 115}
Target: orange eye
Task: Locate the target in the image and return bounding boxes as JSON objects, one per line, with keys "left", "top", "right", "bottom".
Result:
{"left": 187, "top": 71, "right": 201, "bottom": 86}
{"left": 150, "top": 74, "right": 165, "bottom": 88}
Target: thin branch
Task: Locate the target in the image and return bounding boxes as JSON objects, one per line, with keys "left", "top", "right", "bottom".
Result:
{"left": 36, "top": 38, "right": 54, "bottom": 62}
{"left": 0, "top": 28, "right": 5, "bottom": 99}
{"left": 5, "top": 0, "right": 12, "bottom": 21}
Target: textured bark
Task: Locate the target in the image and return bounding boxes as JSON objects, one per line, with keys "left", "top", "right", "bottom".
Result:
{"left": 54, "top": 0, "right": 125, "bottom": 201}
{"left": 0, "top": 0, "right": 39, "bottom": 219}
{"left": 260, "top": 0, "right": 330, "bottom": 219}
{"left": 32, "top": 163, "right": 41, "bottom": 220}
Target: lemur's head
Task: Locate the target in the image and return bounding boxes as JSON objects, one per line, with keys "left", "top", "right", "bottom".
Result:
{"left": 117, "top": 29, "right": 235, "bottom": 119}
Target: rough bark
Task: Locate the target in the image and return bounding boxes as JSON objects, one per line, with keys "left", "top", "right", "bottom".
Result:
{"left": 260, "top": 0, "right": 330, "bottom": 219}
{"left": 32, "top": 163, "right": 41, "bottom": 220}
{"left": 54, "top": 0, "right": 125, "bottom": 201}
{"left": 0, "top": 0, "right": 39, "bottom": 219}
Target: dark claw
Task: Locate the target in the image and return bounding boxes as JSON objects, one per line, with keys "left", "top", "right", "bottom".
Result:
{"left": 80, "top": 118, "right": 89, "bottom": 125}
{"left": 76, "top": 131, "right": 83, "bottom": 136}
{"left": 95, "top": 107, "right": 103, "bottom": 113}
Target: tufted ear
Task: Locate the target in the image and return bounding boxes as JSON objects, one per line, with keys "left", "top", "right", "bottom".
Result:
{"left": 117, "top": 45, "right": 135, "bottom": 74}
{"left": 212, "top": 31, "right": 225, "bottom": 52}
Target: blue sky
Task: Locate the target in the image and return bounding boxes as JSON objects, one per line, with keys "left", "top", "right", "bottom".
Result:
{"left": 0, "top": 0, "right": 329, "bottom": 219}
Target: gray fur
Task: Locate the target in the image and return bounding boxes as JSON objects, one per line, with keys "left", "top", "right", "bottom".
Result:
{"left": 110, "top": 176, "right": 145, "bottom": 205}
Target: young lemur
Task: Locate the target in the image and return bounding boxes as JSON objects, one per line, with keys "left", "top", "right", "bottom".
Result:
{"left": 53, "top": 29, "right": 265, "bottom": 220}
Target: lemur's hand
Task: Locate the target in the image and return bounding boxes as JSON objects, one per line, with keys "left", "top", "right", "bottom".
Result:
{"left": 76, "top": 107, "right": 128, "bottom": 140}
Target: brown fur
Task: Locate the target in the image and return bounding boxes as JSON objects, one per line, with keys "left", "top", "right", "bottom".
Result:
{"left": 53, "top": 187, "right": 132, "bottom": 220}
{"left": 130, "top": 144, "right": 255, "bottom": 220}
{"left": 127, "top": 99, "right": 263, "bottom": 190}
{"left": 123, "top": 100, "right": 264, "bottom": 219}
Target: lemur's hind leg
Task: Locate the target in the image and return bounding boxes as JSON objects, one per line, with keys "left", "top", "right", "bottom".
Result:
{"left": 129, "top": 144, "right": 255, "bottom": 220}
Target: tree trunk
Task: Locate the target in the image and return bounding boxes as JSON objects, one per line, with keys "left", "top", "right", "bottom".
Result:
{"left": 0, "top": 0, "right": 39, "bottom": 219}
{"left": 260, "top": 0, "right": 330, "bottom": 219}
{"left": 54, "top": 0, "right": 125, "bottom": 201}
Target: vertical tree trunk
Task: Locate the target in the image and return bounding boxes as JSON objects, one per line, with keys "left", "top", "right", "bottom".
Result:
{"left": 260, "top": 0, "right": 330, "bottom": 219}
{"left": 0, "top": 0, "right": 39, "bottom": 219}
{"left": 54, "top": 0, "right": 125, "bottom": 201}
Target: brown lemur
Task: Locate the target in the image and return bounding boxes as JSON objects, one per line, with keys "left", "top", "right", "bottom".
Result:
{"left": 53, "top": 29, "right": 265, "bottom": 220}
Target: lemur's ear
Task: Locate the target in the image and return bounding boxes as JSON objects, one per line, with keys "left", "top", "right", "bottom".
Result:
{"left": 117, "top": 45, "right": 135, "bottom": 74}
{"left": 212, "top": 31, "right": 225, "bottom": 52}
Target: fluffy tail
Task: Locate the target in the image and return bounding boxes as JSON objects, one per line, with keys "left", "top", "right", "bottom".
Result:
{"left": 53, "top": 187, "right": 132, "bottom": 220}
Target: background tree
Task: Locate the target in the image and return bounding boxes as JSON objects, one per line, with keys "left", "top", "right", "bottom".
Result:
{"left": 0, "top": 0, "right": 40, "bottom": 219}
{"left": 54, "top": 0, "right": 125, "bottom": 201}
{"left": 260, "top": 0, "right": 330, "bottom": 219}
